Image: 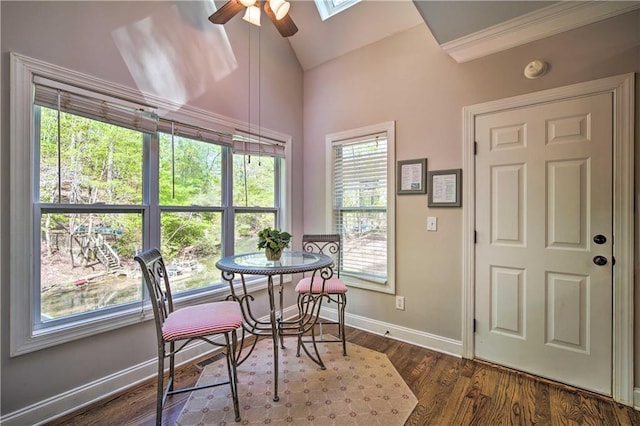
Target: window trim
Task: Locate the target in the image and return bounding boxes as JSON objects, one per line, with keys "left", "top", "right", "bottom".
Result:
{"left": 9, "top": 52, "right": 292, "bottom": 356}
{"left": 314, "top": 0, "right": 361, "bottom": 21}
{"left": 324, "top": 121, "right": 395, "bottom": 294}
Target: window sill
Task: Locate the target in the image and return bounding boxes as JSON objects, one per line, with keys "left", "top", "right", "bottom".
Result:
{"left": 342, "top": 274, "right": 394, "bottom": 294}
{"left": 12, "top": 275, "right": 288, "bottom": 357}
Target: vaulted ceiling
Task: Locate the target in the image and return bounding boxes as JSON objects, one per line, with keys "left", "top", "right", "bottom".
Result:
{"left": 280, "top": 0, "right": 640, "bottom": 71}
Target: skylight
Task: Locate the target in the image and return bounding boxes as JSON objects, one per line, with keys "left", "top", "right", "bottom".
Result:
{"left": 314, "top": 0, "right": 361, "bottom": 21}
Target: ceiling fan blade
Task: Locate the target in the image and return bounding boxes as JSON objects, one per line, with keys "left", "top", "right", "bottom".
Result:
{"left": 264, "top": 1, "right": 298, "bottom": 37}
{"left": 209, "top": 0, "right": 245, "bottom": 25}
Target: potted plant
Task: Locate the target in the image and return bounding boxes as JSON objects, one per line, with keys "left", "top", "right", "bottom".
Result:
{"left": 257, "top": 227, "right": 292, "bottom": 261}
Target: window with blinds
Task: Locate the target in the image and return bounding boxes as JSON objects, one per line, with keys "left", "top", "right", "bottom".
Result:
{"left": 328, "top": 122, "right": 395, "bottom": 293}
{"left": 10, "top": 53, "right": 290, "bottom": 354}
{"left": 34, "top": 77, "right": 150, "bottom": 327}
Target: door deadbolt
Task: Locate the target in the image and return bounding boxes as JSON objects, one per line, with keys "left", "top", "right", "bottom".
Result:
{"left": 593, "top": 234, "right": 607, "bottom": 245}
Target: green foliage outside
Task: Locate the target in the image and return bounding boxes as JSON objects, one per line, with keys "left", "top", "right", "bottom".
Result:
{"left": 233, "top": 154, "right": 275, "bottom": 207}
{"left": 159, "top": 134, "right": 222, "bottom": 206}
{"left": 37, "top": 107, "right": 280, "bottom": 320}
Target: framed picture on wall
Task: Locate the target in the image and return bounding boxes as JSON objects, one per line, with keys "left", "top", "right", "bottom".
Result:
{"left": 428, "top": 169, "right": 462, "bottom": 207}
{"left": 397, "top": 159, "right": 427, "bottom": 195}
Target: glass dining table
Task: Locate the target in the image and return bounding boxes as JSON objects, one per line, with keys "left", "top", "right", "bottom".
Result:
{"left": 216, "top": 250, "right": 334, "bottom": 402}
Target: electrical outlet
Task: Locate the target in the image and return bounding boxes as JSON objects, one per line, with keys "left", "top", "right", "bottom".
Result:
{"left": 395, "top": 295, "right": 405, "bottom": 310}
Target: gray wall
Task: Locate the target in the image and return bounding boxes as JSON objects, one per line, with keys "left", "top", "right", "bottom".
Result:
{"left": 303, "top": 10, "right": 640, "bottom": 384}
{"left": 0, "top": 0, "right": 304, "bottom": 416}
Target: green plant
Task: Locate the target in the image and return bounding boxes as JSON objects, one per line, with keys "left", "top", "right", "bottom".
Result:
{"left": 257, "top": 227, "right": 291, "bottom": 253}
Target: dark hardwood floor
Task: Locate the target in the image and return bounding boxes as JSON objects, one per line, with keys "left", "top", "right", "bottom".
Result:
{"left": 48, "top": 326, "right": 640, "bottom": 425}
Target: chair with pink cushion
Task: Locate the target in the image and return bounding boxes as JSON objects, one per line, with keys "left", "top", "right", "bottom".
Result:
{"left": 134, "top": 248, "right": 242, "bottom": 425}
{"left": 295, "top": 234, "right": 348, "bottom": 357}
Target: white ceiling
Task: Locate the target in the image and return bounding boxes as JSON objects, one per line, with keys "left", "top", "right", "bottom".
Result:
{"left": 287, "top": 0, "right": 424, "bottom": 71}
{"left": 282, "top": 0, "right": 640, "bottom": 70}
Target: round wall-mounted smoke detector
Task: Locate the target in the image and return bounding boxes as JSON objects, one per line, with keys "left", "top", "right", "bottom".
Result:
{"left": 524, "top": 60, "right": 549, "bottom": 79}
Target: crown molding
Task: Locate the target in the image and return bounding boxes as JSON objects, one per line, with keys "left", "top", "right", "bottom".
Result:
{"left": 441, "top": 1, "right": 640, "bottom": 63}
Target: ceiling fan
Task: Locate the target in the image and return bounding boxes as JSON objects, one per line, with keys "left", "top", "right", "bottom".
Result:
{"left": 209, "top": 0, "right": 298, "bottom": 37}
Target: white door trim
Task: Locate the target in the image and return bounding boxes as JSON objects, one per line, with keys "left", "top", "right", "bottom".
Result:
{"left": 461, "top": 73, "right": 635, "bottom": 405}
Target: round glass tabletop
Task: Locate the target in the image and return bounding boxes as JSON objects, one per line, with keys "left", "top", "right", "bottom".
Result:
{"left": 216, "top": 251, "right": 333, "bottom": 275}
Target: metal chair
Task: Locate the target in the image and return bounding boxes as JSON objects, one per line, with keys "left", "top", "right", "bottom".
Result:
{"left": 134, "top": 248, "right": 242, "bottom": 425}
{"left": 295, "top": 234, "right": 348, "bottom": 357}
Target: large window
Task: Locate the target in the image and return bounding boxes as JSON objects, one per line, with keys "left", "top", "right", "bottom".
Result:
{"left": 326, "top": 122, "right": 395, "bottom": 294}
{"left": 10, "top": 53, "right": 289, "bottom": 355}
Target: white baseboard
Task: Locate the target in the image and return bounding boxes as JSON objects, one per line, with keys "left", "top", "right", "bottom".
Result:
{"left": 2, "top": 305, "right": 460, "bottom": 425}
{"left": 634, "top": 387, "right": 640, "bottom": 411}
{"left": 319, "top": 306, "right": 463, "bottom": 358}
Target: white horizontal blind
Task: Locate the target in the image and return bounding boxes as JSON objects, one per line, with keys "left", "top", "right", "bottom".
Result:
{"left": 332, "top": 132, "right": 388, "bottom": 282}
{"left": 233, "top": 131, "right": 286, "bottom": 158}
{"left": 157, "top": 119, "right": 234, "bottom": 146}
{"left": 33, "top": 76, "right": 157, "bottom": 134}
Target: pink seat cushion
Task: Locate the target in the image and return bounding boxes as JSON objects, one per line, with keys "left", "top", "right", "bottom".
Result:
{"left": 162, "top": 301, "right": 242, "bottom": 342}
{"left": 295, "top": 277, "right": 348, "bottom": 294}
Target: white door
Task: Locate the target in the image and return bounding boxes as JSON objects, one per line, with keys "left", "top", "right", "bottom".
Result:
{"left": 474, "top": 93, "right": 613, "bottom": 395}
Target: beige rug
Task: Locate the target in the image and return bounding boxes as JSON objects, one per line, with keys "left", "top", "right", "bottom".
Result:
{"left": 176, "top": 337, "right": 417, "bottom": 425}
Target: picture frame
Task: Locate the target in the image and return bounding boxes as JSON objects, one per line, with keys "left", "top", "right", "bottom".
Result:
{"left": 397, "top": 159, "right": 427, "bottom": 195}
{"left": 428, "top": 168, "right": 462, "bottom": 207}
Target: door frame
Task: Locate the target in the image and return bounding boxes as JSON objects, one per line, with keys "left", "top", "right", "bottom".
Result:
{"left": 461, "top": 73, "right": 635, "bottom": 405}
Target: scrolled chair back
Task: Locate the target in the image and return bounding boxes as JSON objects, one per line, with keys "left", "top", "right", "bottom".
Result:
{"left": 302, "top": 234, "right": 341, "bottom": 277}
{"left": 134, "top": 248, "right": 173, "bottom": 325}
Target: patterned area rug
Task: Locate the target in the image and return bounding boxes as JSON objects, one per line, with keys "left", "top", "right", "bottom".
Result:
{"left": 176, "top": 337, "right": 417, "bottom": 425}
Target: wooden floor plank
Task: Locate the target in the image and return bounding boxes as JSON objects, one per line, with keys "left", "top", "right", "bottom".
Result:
{"left": 518, "top": 373, "right": 546, "bottom": 425}
{"left": 46, "top": 326, "right": 639, "bottom": 426}
{"left": 611, "top": 400, "right": 640, "bottom": 425}
{"left": 579, "top": 393, "right": 615, "bottom": 426}
{"left": 549, "top": 386, "right": 584, "bottom": 425}
{"left": 437, "top": 360, "right": 476, "bottom": 425}
{"left": 411, "top": 355, "right": 462, "bottom": 424}
{"left": 454, "top": 362, "right": 498, "bottom": 425}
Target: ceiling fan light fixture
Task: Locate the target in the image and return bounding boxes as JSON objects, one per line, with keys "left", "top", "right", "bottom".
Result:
{"left": 208, "top": 0, "right": 297, "bottom": 37}
{"left": 269, "top": 0, "right": 290, "bottom": 20}
{"left": 243, "top": 4, "right": 261, "bottom": 26}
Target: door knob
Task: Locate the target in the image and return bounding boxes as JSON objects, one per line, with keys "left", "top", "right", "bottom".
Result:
{"left": 593, "top": 234, "right": 607, "bottom": 245}
{"left": 593, "top": 255, "right": 608, "bottom": 266}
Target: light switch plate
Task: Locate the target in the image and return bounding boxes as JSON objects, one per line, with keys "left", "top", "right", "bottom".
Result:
{"left": 427, "top": 216, "right": 437, "bottom": 231}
